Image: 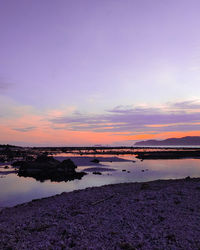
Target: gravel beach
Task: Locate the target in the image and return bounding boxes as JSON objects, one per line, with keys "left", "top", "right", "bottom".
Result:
{"left": 0, "top": 177, "right": 200, "bottom": 249}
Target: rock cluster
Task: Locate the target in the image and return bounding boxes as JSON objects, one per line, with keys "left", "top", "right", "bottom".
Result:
{"left": 13, "top": 155, "right": 86, "bottom": 182}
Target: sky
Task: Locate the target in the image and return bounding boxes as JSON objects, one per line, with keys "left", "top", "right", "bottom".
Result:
{"left": 1, "top": 0, "right": 200, "bottom": 146}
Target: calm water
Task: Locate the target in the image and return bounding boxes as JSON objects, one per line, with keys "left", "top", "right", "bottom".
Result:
{"left": 1, "top": 155, "right": 200, "bottom": 207}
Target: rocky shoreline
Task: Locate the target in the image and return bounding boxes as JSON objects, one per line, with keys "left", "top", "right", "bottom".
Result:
{"left": 0, "top": 177, "right": 200, "bottom": 249}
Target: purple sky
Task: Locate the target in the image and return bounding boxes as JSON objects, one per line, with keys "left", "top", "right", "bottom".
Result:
{"left": 1, "top": 0, "right": 200, "bottom": 146}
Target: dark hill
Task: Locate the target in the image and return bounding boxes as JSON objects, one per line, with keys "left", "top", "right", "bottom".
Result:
{"left": 134, "top": 136, "right": 200, "bottom": 146}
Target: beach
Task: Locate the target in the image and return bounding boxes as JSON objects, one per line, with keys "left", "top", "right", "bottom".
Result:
{"left": 0, "top": 177, "right": 200, "bottom": 249}
{"left": 2, "top": 0, "right": 200, "bottom": 248}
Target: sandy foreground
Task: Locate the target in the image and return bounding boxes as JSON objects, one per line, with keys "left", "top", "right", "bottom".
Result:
{"left": 0, "top": 178, "right": 200, "bottom": 249}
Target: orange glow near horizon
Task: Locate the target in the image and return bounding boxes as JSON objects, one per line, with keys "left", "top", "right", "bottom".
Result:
{"left": 146, "top": 122, "right": 200, "bottom": 128}
{"left": 1, "top": 112, "right": 200, "bottom": 146}
{"left": 1, "top": 121, "right": 200, "bottom": 146}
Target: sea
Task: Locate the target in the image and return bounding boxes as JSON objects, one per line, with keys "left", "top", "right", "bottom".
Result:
{"left": 1, "top": 150, "right": 200, "bottom": 207}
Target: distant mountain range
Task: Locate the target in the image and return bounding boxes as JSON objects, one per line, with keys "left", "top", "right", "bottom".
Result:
{"left": 134, "top": 136, "right": 200, "bottom": 146}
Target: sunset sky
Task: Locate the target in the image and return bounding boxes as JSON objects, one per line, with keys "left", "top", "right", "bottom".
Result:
{"left": 1, "top": 0, "right": 200, "bottom": 146}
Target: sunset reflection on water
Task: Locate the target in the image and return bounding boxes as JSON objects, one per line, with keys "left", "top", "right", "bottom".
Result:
{"left": 1, "top": 156, "right": 200, "bottom": 207}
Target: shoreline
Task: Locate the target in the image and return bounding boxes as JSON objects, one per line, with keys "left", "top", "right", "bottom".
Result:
{"left": 0, "top": 177, "right": 200, "bottom": 249}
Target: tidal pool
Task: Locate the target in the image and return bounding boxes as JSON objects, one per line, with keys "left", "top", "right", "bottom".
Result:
{"left": 1, "top": 156, "right": 200, "bottom": 207}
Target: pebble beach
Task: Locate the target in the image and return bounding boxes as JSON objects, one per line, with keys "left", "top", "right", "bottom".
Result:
{"left": 0, "top": 177, "right": 200, "bottom": 249}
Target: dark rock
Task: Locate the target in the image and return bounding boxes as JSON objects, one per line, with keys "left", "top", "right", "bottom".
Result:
{"left": 92, "top": 171, "right": 102, "bottom": 175}
{"left": 17, "top": 156, "right": 86, "bottom": 182}
{"left": 119, "top": 242, "right": 135, "bottom": 250}
{"left": 4, "top": 166, "right": 9, "bottom": 169}
{"left": 174, "top": 199, "right": 181, "bottom": 205}
{"left": 35, "top": 154, "right": 58, "bottom": 163}
{"left": 185, "top": 176, "right": 191, "bottom": 180}
{"left": 158, "top": 215, "right": 165, "bottom": 222}
{"left": 166, "top": 234, "right": 176, "bottom": 242}
{"left": 56, "top": 159, "right": 77, "bottom": 174}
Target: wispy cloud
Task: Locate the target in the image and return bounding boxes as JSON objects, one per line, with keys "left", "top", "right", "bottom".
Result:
{"left": 13, "top": 126, "right": 37, "bottom": 132}
{"left": 50, "top": 100, "right": 200, "bottom": 134}
{"left": 0, "top": 78, "right": 13, "bottom": 92}
{"left": 169, "top": 100, "right": 200, "bottom": 110}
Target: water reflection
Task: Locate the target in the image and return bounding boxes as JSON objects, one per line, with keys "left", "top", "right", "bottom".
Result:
{"left": 1, "top": 157, "right": 200, "bottom": 207}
